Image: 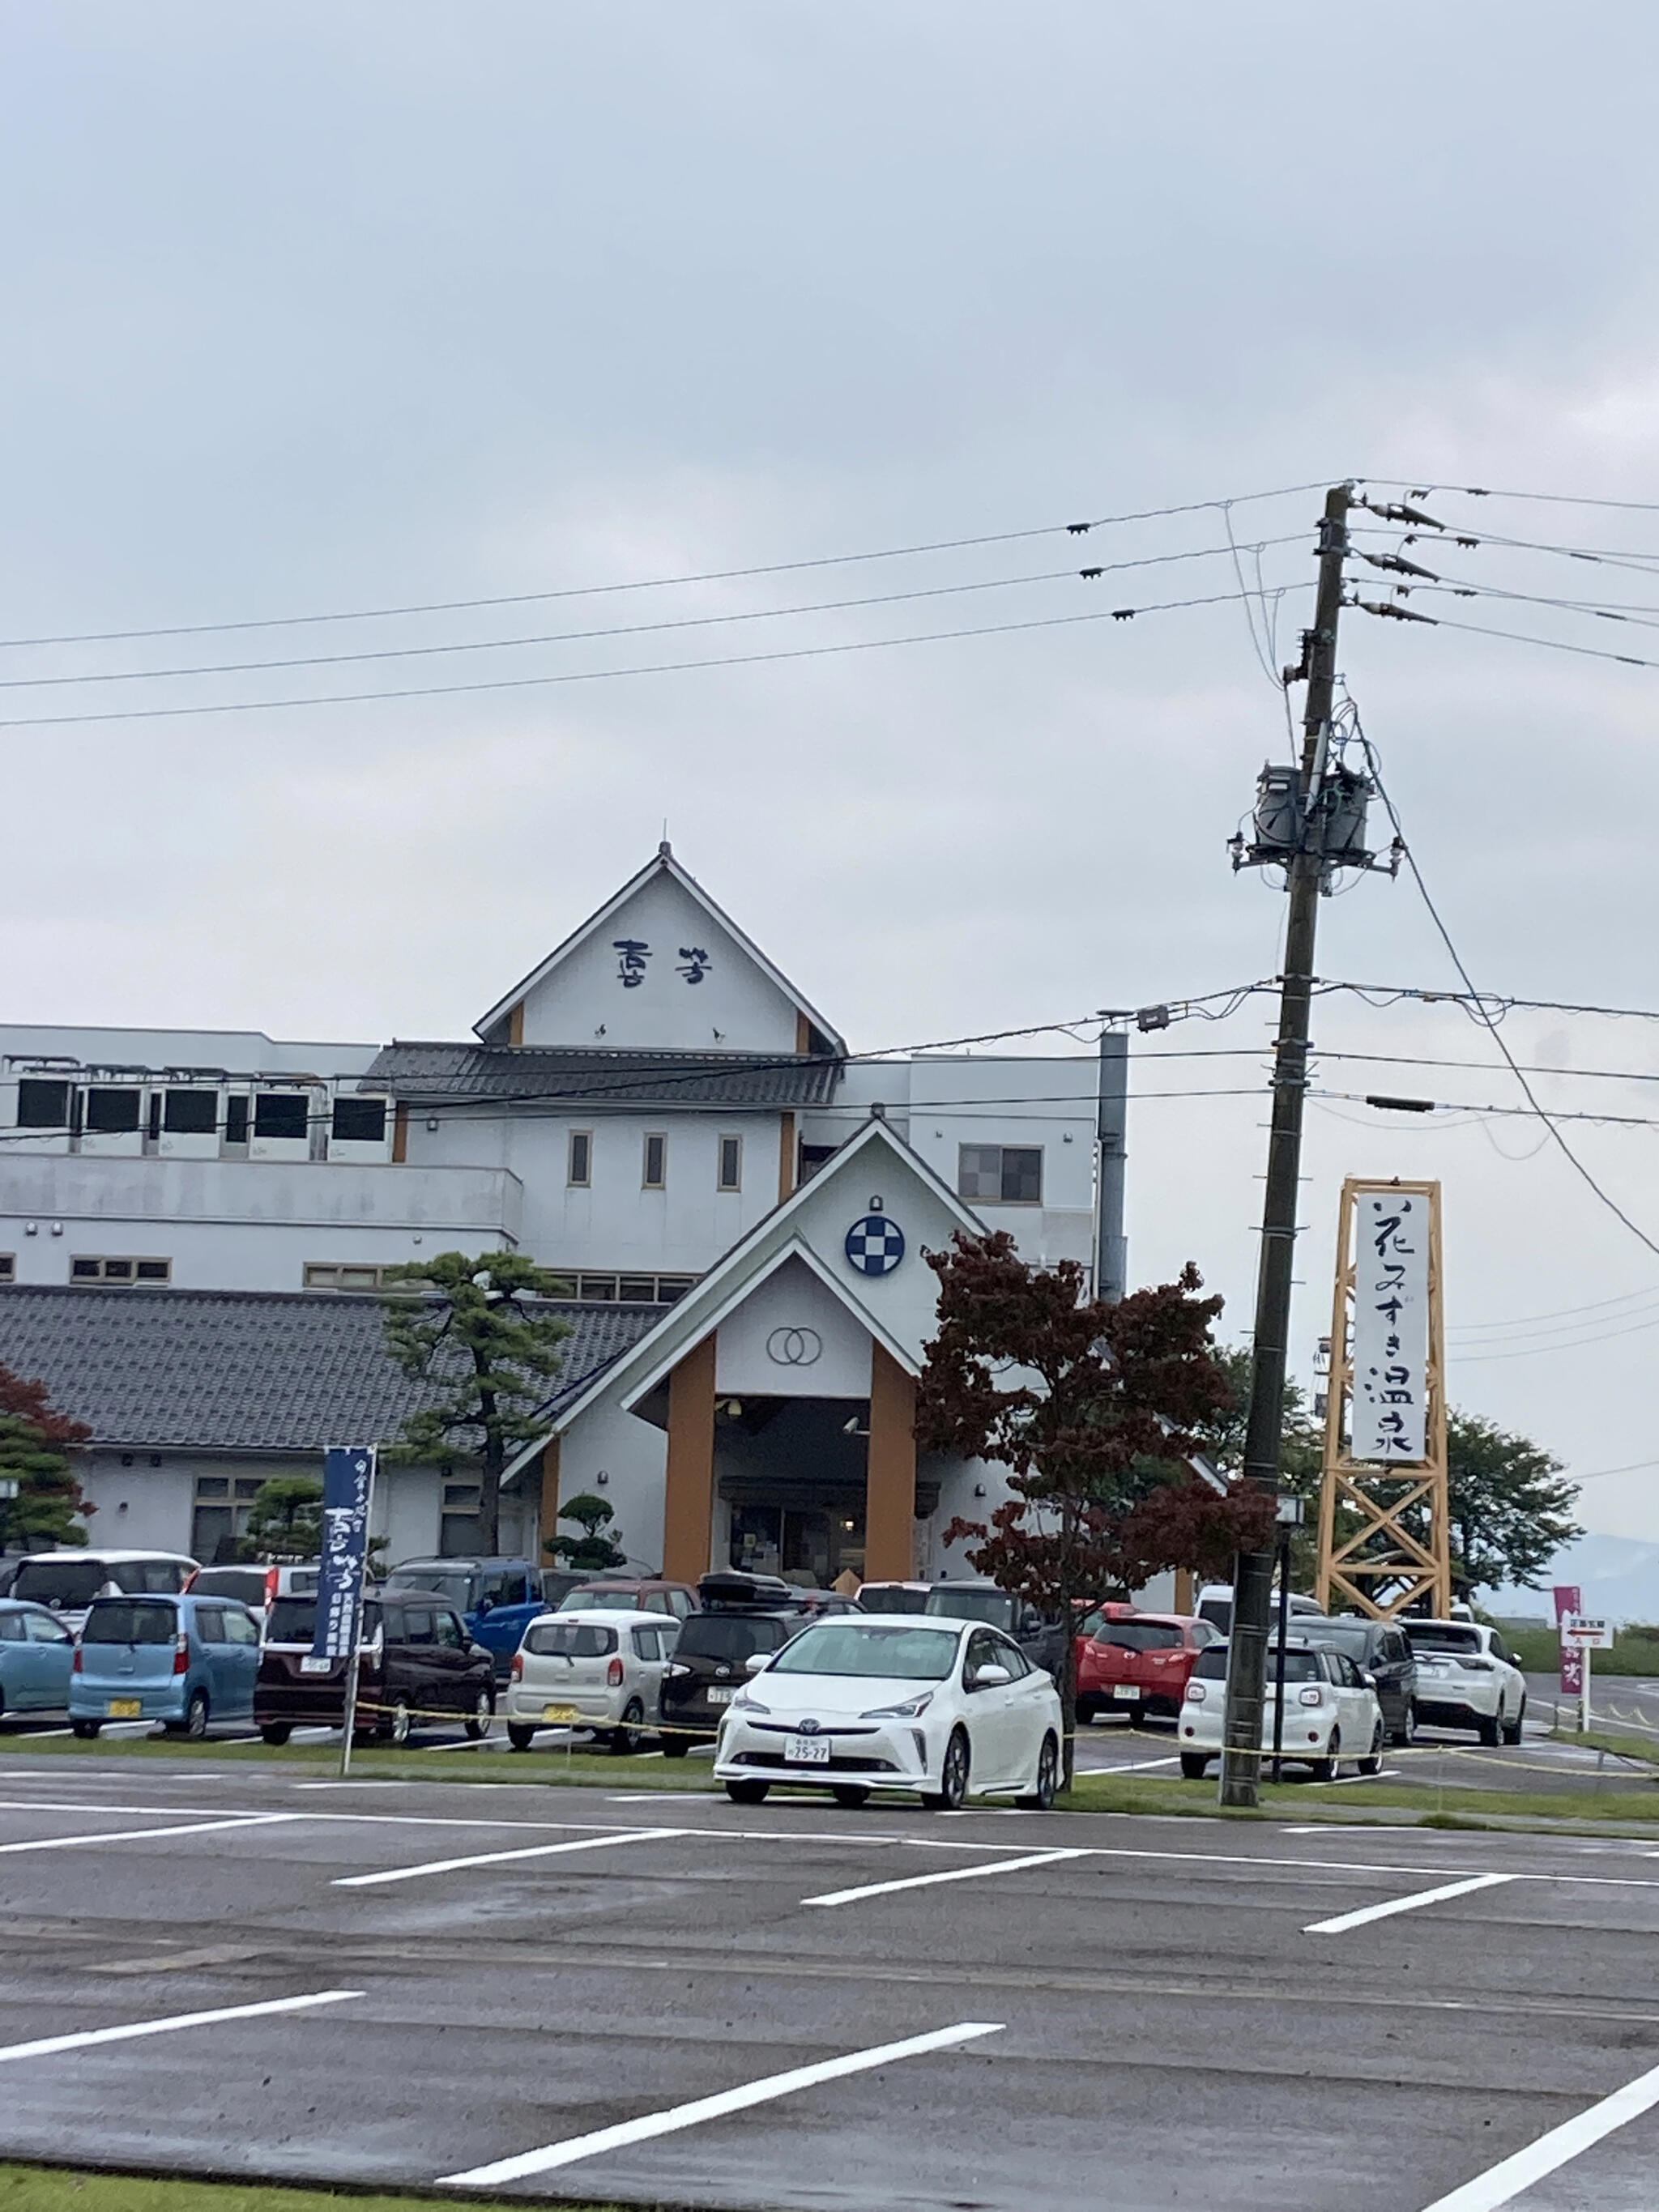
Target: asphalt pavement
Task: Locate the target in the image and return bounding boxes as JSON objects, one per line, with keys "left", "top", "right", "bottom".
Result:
{"left": 0, "top": 1754, "right": 1657, "bottom": 2210}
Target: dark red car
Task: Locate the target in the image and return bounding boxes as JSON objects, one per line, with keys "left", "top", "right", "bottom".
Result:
{"left": 1075, "top": 1610, "right": 1222, "bottom": 1723}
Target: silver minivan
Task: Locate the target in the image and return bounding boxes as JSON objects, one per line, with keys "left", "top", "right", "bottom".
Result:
{"left": 4, "top": 1550, "right": 198, "bottom": 1634}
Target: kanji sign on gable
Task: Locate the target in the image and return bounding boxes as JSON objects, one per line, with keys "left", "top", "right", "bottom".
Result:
{"left": 1350, "top": 1189, "right": 1429, "bottom": 1461}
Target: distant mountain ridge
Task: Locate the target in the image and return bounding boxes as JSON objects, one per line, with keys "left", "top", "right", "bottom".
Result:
{"left": 1491, "top": 1532, "right": 1659, "bottom": 1626}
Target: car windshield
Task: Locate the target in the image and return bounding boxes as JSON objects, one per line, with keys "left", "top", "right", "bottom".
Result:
{"left": 192, "top": 1570, "right": 268, "bottom": 1605}
{"left": 676, "top": 1615, "right": 789, "bottom": 1661}
{"left": 386, "top": 1570, "right": 476, "bottom": 1610}
{"left": 1190, "top": 1645, "right": 1322, "bottom": 1684}
{"left": 858, "top": 1584, "right": 928, "bottom": 1614}
{"left": 83, "top": 1600, "right": 177, "bottom": 1646}
{"left": 1302, "top": 1624, "right": 1371, "bottom": 1660}
{"left": 1405, "top": 1624, "right": 1482, "bottom": 1656}
{"left": 560, "top": 1588, "right": 641, "bottom": 1611}
{"left": 267, "top": 1598, "right": 382, "bottom": 1647}
{"left": 771, "top": 1621, "right": 960, "bottom": 1680}
{"left": 523, "top": 1621, "right": 617, "bottom": 1658}
{"left": 15, "top": 1558, "right": 188, "bottom": 1605}
{"left": 922, "top": 1589, "right": 1014, "bottom": 1629}
{"left": 1094, "top": 1622, "right": 1184, "bottom": 1651}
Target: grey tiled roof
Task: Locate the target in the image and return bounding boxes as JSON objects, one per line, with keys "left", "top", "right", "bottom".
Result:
{"left": 0, "top": 1286, "right": 664, "bottom": 1453}
{"left": 365, "top": 1042, "right": 842, "bottom": 1110}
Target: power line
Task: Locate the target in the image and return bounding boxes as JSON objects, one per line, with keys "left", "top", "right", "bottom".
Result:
{"left": 0, "top": 539, "right": 1306, "bottom": 693}
{"left": 1365, "top": 479, "right": 1659, "bottom": 517}
{"left": 1311, "top": 978, "right": 1659, "bottom": 1026}
{"left": 0, "top": 584, "right": 1311, "bottom": 731}
{"left": 0, "top": 479, "right": 1337, "bottom": 650}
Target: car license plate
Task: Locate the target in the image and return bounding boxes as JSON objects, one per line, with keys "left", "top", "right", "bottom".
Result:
{"left": 106, "top": 1698, "right": 143, "bottom": 1718}
{"left": 299, "top": 1656, "right": 333, "bottom": 1674}
{"left": 785, "top": 1735, "right": 831, "bottom": 1764}
{"left": 541, "top": 1703, "right": 579, "bottom": 1724}
{"left": 707, "top": 1686, "right": 735, "bottom": 1706}
{"left": 1113, "top": 1685, "right": 1141, "bottom": 1702}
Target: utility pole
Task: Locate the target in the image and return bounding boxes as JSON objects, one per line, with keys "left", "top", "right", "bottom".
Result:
{"left": 1218, "top": 483, "right": 1354, "bottom": 1809}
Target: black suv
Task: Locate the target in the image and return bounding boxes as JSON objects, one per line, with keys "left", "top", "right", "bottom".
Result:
{"left": 254, "top": 1590, "right": 497, "bottom": 1747}
{"left": 657, "top": 1571, "right": 845, "bottom": 1758}
{"left": 1294, "top": 1615, "right": 1418, "bottom": 1745}
{"left": 858, "top": 1579, "right": 1068, "bottom": 1678}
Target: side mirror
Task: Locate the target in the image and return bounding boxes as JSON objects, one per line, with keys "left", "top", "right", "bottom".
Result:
{"left": 1360, "top": 1671, "right": 1379, "bottom": 1690}
{"left": 744, "top": 1652, "right": 769, "bottom": 1674}
{"left": 972, "top": 1664, "right": 1012, "bottom": 1687}
{"left": 476, "top": 1596, "right": 493, "bottom": 1617}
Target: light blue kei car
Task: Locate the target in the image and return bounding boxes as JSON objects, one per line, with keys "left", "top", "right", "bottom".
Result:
{"left": 70, "top": 1591, "right": 261, "bottom": 1739}
{"left": 0, "top": 1600, "right": 76, "bottom": 1718}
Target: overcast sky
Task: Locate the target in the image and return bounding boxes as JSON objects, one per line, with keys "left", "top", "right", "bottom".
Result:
{"left": 6, "top": 5, "right": 1659, "bottom": 1545}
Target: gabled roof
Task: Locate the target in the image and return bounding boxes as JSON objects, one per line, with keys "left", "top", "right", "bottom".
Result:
{"left": 0, "top": 1286, "right": 664, "bottom": 1454}
{"left": 473, "top": 844, "right": 847, "bottom": 1053}
{"left": 362, "top": 1042, "right": 842, "bottom": 1110}
{"left": 505, "top": 1115, "right": 987, "bottom": 1471}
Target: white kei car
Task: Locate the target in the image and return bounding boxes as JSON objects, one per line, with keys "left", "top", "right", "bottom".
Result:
{"left": 1402, "top": 1619, "right": 1528, "bottom": 1745}
{"left": 714, "top": 1613, "right": 1063, "bottom": 1810}
{"left": 504, "top": 1606, "right": 680, "bottom": 1754}
{"left": 1178, "top": 1639, "right": 1385, "bottom": 1781}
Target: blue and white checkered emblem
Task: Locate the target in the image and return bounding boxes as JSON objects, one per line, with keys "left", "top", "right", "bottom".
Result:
{"left": 845, "top": 1213, "right": 905, "bottom": 1276}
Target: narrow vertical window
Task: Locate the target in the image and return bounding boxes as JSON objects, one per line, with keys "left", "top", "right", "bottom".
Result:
{"left": 642, "top": 1132, "right": 667, "bottom": 1190}
{"left": 568, "top": 1130, "right": 592, "bottom": 1187}
{"left": 717, "top": 1134, "right": 742, "bottom": 1192}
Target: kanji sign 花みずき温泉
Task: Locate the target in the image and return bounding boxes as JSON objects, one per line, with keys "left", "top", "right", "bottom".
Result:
{"left": 1350, "top": 1191, "right": 1430, "bottom": 1461}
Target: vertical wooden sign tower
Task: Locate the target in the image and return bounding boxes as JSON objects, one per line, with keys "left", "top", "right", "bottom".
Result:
{"left": 1316, "top": 1178, "right": 1452, "bottom": 1619}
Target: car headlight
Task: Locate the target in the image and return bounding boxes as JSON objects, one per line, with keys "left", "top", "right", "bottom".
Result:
{"left": 860, "top": 1691, "right": 935, "bottom": 1720}
{"left": 732, "top": 1690, "right": 769, "bottom": 1713}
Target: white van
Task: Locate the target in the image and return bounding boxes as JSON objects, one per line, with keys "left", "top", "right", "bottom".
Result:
{"left": 1195, "top": 1582, "right": 1324, "bottom": 1638}
{"left": 3, "top": 1550, "right": 198, "bottom": 1634}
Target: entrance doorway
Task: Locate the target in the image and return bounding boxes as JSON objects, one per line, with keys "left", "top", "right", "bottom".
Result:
{"left": 729, "top": 1501, "right": 866, "bottom": 1586}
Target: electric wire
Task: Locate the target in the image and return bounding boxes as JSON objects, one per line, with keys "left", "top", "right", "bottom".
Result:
{"left": 0, "top": 479, "right": 1337, "bottom": 650}
{"left": 0, "top": 584, "right": 1312, "bottom": 731}
{"left": 0, "top": 539, "right": 1308, "bottom": 693}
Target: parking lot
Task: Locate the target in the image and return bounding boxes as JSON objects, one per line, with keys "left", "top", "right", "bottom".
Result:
{"left": 0, "top": 1755, "right": 1657, "bottom": 2210}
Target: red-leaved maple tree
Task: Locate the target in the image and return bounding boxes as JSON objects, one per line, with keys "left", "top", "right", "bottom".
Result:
{"left": 915, "top": 1233, "right": 1273, "bottom": 1785}
{"left": 0, "top": 1364, "right": 93, "bottom": 1551}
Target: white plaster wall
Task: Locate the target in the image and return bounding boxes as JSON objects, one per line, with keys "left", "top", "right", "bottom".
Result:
{"left": 715, "top": 1255, "right": 873, "bottom": 1400}
{"left": 374, "top": 1464, "right": 444, "bottom": 1567}
{"left": 543, "top": 1393, "right": 668, "bottom": 1572}
{"left": 514, "top": 872, "right": 803, "bottom": 1055}
{"left": 75, "top": 1459, "right": 196, "bottom": 1554}
{"left": 0, "top": 1157, "right": 519, "bottom": 1289}
{"left": 406, "top": 1108, "right": 782, "bottom": 1276}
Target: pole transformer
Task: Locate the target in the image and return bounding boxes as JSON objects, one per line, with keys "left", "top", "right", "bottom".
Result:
{"left": 1218, "top": 483, "right": 1353, "bottom": 1809}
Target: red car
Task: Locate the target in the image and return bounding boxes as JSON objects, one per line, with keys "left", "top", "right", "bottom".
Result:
{"left": 1075, "top": 1610, "right": 1221, "bottom": 1722}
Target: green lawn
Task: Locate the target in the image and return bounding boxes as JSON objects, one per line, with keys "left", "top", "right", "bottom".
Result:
{"left": 0, "top": 2167, "right": 617, "bottom": 2212}
{"left": 1508, "top": 1626, "right": 1659, "bottom": 1676}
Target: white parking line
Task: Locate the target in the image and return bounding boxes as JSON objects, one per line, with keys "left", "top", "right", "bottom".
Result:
{"left": 1311, "top": 1769, "right": 1403, "bottom": 1787}
{"left": 1305, "top": 1872, "right": 1517, "bottom": 1935}
{"left": 1419, "top": 2052, "right": 1659, "bottom": 2210}
{"left": 0, "top": 1988, "right": 361, "bottom": 2065}
{"left": 803, "top": 1848, "right": 1088, "bottom": 1908}
{"left": 0, "top": 1813, "right": 296, "bottom": 1857}
{"left": 436, "top": 2018, "right": 1004, "bottom": 2185}
{"left": 332, "top": 1825, "right": 688, "bottom": 1888}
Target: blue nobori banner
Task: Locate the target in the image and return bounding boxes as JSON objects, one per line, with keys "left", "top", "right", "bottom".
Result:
{"left": 306, "top": 1445, "right": 376, "bottom": 1673}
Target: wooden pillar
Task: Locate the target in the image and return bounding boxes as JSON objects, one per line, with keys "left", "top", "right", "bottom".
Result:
{"left": 865, "top": 1344, "right": 917, "bottom": 1582}
{"left": 1173, "top": 1566, "right": 1194, "bottom": 1615}
{"left": 391, "top": 1103, "right": 409, "bottom": 1162}
{"left": 778, "top": 1110, "right": 796, "bottom": 1203}
{"left": 663, "top": 1335, "right": 717, "bottom": 1583}
{"left": 537, "top": 1438, "right": 561, "bottom": 1569}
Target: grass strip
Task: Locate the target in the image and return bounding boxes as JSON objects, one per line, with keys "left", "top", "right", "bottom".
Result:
{"left": 0, "top": 2163, "right": 621, "bottom": 2212}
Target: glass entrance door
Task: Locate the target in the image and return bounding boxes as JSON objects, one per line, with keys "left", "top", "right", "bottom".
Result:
{"left": 728, "top": 1502, "right": 865, "bottom": 1586}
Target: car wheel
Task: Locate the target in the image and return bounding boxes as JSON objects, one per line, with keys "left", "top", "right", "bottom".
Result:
{"left": 1392, "top": 1701, "right": 1416, "bottom": 1749}
{"left": 506, "top": 1723, "right": 536, "bottom": 1752}
{"left": 388, "top": 1701, "right": 412, "bottom": 1747}
{"left": 661, "top": 1734, "right": 689, "bottom": 1759}
{"left": 1502, "top": 1694, "right": 1525, "bottom": 1747}
{"left": 464, "top": 1689, "right": 494, "bottom": 1741}
{"left": 174, "top": 1689, "right": 210, "bottom": 1741}
{"left": 1179, "top": 1752, "right": 1209, "bottom": 1780}
{"left": 1311, "top": 1727, "right": 1341, "bottom": 1783}
{"left": 71, "top": 1718, "right": 100, "bottom": 1740}
{"left": 1075, "top": 1696, "right": 1098, "bottom": 1725}
{"left": 611, "top": 1698, "right": 646, "bottom": 1755}
{"left": 1019, "top": 1733, "right": 1060, "bottom": 1810}
{"left": 1358, "top": 1723, "right": 1384, "bottom": 1775}
{"left": 259, "top": 1723, "right": 292, "bottom": 1747}
{"left": 725, "top": 1778, "right": 769, "bottom": 1805}
{"left": 832, "top": 1785, "right": 871, "bottom": 1808}
{"left": 1478, "top": 1709, "right": 1502, "bottom": 1747}
{"left": 921, "top": 1727, "right": 970, "bottom": 1811}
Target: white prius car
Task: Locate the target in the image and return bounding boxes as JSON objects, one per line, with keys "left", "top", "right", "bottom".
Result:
{"left": 1177, "top": 1639, "right": 1385, "bottom": 1781}
{"left": 713, "top": 1613, "right": 1063, "bottom": 1810}
{"left": 504, "top": 1606, "right": 679, "bottom": 1754}
{"left": 1401, "top": 1619, "right": 1527, "bottom": 1745}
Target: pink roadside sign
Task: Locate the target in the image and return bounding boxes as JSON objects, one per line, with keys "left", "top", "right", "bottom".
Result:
{"left": 1555, "top": 1584, "right": 1584, "bottom": 1697}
